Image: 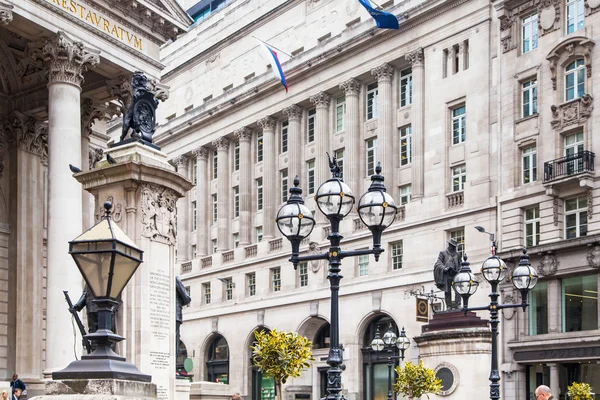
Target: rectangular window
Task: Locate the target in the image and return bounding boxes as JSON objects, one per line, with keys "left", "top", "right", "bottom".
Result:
{"left": 192, "top": 201, "right": 197, "bottom": 231}
{"left": 233, "top": 233, "right": 239, "bottom": 248}
{"left": 450, "top": 229, "right": 465, "bottom": 259}
{"left": 358, "top": 254, "right": 369, "bottom": 276}
{"left": 399, "top": 185, "right": 412, "bottom": 205}
{"left": 192, "top": 245, "right": 197, "bottom": 259}
{"left": 562, "top": 274, "right": 598, "bottom": 332}
{"left": 212, "top": 150, "right": 218, "bottom": 179}
{"left": 529, "top": 281, "right": 548, "bottom": 335}
{"left": 281, "top": 121, "right": 289, "bottom": 153}
{"left": 400, "top": 125, "right": 412, "bottom": 166}
{"left": 247, "top": 273, "right": 256, "bottom": 296}
{"left": 193, "top": 159, "right": 198, "bottom": 185}
{"left": 366, "top": 83, "right": 379, "bottom": 120}
{"left": 400, "top": 68, "right": 412, "bottom": 107}
{"left": 257, "top": 134, "right": 263, "bottom": 163}
{"left": 565, "top": 195, "right": 588, "bottom": 239}
{"left": 335, "top": 149, "right": 344, "bottom": 180}
{"left": 307, "top": 160, "right": 316, "bottom": 195}
{"left": 522, "top": 79, "right": 538, "bottom": 117}
{"left": 522, "top": 13, "right": 539, "bottom": 53}
{"left": 271, "top": 267, "right": 281, "bottom": 292}
{"left": 234, "top": 141, "right": 240, "bottom": 171}
{"left": 522, "top": 146, "right": 537, "bottom": 184}
{"left": 256, "top": 178, "right": 263, "bottom": 211}
{"left": 391, "top": 242, "right": 403, "bottom": 270}
{"left": 307, "top": 109, "right": 316, "bottom": 143}
{"left": 212, "top": 194, "right": 218, "bottom": 224}
{"left": 565, "top": 59, "right": 585, "bottom": 101}
{"left": 256, "top": 226, "right": 263, "bottom": 242}
{"left": 366, "top": 138, "right": 377, "bottom": 176}
{"left": 281, "top": 170, "right": 288, "bottom": 203}
{"left": 212, "top": 239, "right": 217, "bottom": 254}
{"left": 203, "top": 282, "right": 211, "bottom": 305}
{"left": 566, "top": 0, "right": 584, "bottom": 34}
{"left": 299, "top": 262, "right": 308, "bottom": 287}
{"left": 225, "top": 278, "right": 233, "bottom": 301}
{"left": 452, "top": 106, "right": 466, "bottom": 145}
{"left": 525, "top": 206, "right": 540, "bottom": 247}
{"left": 452, "top": 165, "right": 467, "bottom": 192}
{"left": 336, "top": 96, "right": 346, "bottom": 133}
{"left": 233, "top": 186, "right": 240, "bottom": 218}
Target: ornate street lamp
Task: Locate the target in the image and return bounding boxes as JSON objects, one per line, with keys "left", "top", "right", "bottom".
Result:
{"left": 370, "top": 325, "right": 410, "bottom": 400}
{"left": 277, "top": 157, "right": 396, "bottom": 400}
{"left": 54, "top": 202, "right": 150, "bottom": 381}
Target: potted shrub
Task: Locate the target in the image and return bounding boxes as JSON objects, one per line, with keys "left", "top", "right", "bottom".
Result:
{"left": 394, "top": 359, "right": 442, "bottom": 400}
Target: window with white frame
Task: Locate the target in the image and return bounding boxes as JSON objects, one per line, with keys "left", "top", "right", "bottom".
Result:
{"left": 212, "top": 239, "right": 217, "bottom": 254}
{"left": 525, "top": 206, "right": 540, "bottom": 247}
{"left": 391, "top": 241, "right": 403, "bottom": 270}
{"left": 281, "top": 169, "right": 288, "bottom": 203}
{"left": 307, "top": 109, "right": 316, "bottom": 143}
{"left": 298, "top": 262, "right": 308, "bottom": 287}
{"left": 257, "top": 134, "right": 263, "bottom": 163}
{"left": 366, "top": 138, "right": 377, "bottom": 176}
{"left": 233, "top": 233, "right": 239, "bottom": 248}
{"left": 336, "top": 96, "right": 346, "bottom": 133}
{"left": 233, "top": 141, "right": 240, "bottom": 171}
{"left": 203, "top": 282, "right": 211, "bottom": 304}
{"left": 271, "top": 267, "right": 281, "bottom": 292}
{"left": 281, "top": 121, "right": 289, "bottom": 153}
{"left": 565, "top": 131, "right": 584, "bottom": 174}
{"left": 522, "top": 79, "right": 538, "bottom": 117}
{"left": 256, "top": 226, "right": 263, "bottom": 242}
{"left": 247, "top": 273, "right": 256, "bottom": 296}
{"left": 307, "top": 160, "right": 315, "bottom": 195}
{"left": 193, "top": 159, "right": 198, "bottom": 185}
{"left": 233, "top": 186, "right": 240, "bottom": 217}
{"left": 400, "top": 68, "right": 412, "bottom": 107}
{"left": 566, "top": 0, "right": 584, "bottom": 34}
{"left": 400, "top": 125, "right": 412, "bottom": 166}
{"left": 335, "top": 149, "right": 344, "bottom": 180}
{"left": 212, "top": 194, "right": 217, "bottom": 224}
{"left": 358, "top": 254, "right": 369, "bottom": 276}
{"left": 565, "top": 59, "right": 585, "bottom": 101}
{"left": 522, "top": 146, "right": 537, "bottom": 184}
{"left": 450, "top": 229, "right": 465, "bottom": 259}
{"left": 451, "top": 165, "right": 467, "bottom": 192}
{"left": 452, "top": 106, "right": 466, "bottom": 145}
{"left": 366, "top": 83, "right": 379, "bottom": 120}
{"left": 212, "top": 150, "right": 218, "bottom": 179}
{"left": 256, "top": 178, "right": 263, "bottom": 211}
{"left": 399, "top": 185, "right": 412, "bottom": 205}
{"left": 522, "top": 13, "right": 538, "bottom": 53}
{"left": 225, "top": 278, "right": 233, "bottom": 301}
{"left": 565, "top": 196, "right": 588, "bottom": 239}
{"left": 192, "top": 201, "right": 197, "bottom": 231}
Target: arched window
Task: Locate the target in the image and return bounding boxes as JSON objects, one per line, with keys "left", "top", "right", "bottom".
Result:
{"left": 250, "top": 329, "right": 275, "bottom": 400}
{"left": 361, "top": 315, "right": 400, "bottom": 400}
{"left": 207, "top": 335, "right": 229, "bottom": 383}
{"left": 565, "top": 59, "right": 585, "bottom": 101}
{"left": 313, "top": 323, "right": 331, "bottom": 349}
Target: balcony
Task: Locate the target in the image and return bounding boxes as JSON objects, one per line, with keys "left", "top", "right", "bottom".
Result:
{"left": 543, "top": 151, "right": 595, "bottom": 183}
{"left": 181, "top": 262, "right": 192, "bottom": 274}
{"left": 446, "top": 191, "right": 464, "bottom": 208}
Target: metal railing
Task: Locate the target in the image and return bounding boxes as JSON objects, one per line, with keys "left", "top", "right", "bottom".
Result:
{"left": 543, "top": 151, "right": 595, "bottom": 182}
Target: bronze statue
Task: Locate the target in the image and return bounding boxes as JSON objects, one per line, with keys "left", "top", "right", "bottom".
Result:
{"left": 176, "top": 276, "right": 192, "bottom": 370}
{"left": 119, "top": 71, "right": 159, "bottom": 144}
{"left": 433, "top": 239, "right": 462, "bottom": 310}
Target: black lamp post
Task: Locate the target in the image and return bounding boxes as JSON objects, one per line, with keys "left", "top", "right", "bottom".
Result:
{"left": 452, "top": 237, "right": 538, "bottom": 400}
{"left": 277, "top": 158, "right": 397, "bottom": 400}
{"left": 53, "top": 202, "right": 150, "bottom": 382}
{"left": 370, "top": 325, "right": 410, "bottom": 400}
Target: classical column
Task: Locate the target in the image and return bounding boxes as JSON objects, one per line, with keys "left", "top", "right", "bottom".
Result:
{"left": 173, "top": 155, "right": 190, "bottom": 261}
{"left": 81, "top": 99, "right": 106, "bottom": 229}
{"left": 371, "top": 63, "right": 394, "bottom": 180}
{"left": 310, "top": 92, "right": 331, "bottom": 186}
{"left": 213, "top": 137, "right": 230, "bottom": 251}
{"left": 0, "top": 1, "right": 13, "bottom": 25}
{"left": 258, "top": 117, "right": 276, "bottom": 239}
{"left": 548, "top": 363, "right": 559, "bottom": 397}
{"left": 283, "top": 105, "right": 302, "bottom": 178}
{"left": 192, "top": 146, "right": 209, "bottom": 255}
{"left": 406, "top": 48, "right": 424, "bottom": 199}
{"left": 234, "top": 127, "right": 253, "bottom": 246}
{"left": 339, "top": 79, "right": 361, "bottom": 194}
{"left": 32, "top": 31, "right": 99, "bottom": 373}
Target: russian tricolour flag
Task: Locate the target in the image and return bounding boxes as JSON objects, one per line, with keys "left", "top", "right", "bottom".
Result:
{"left": 261, "top": 42, "right": 288, "bottom": 93}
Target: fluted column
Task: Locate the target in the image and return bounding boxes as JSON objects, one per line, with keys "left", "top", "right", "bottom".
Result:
{"left": 339, "top": 79, "right": 361, "bottom": 193}
{"left": 371, "top": 64, "right": 394, "bottom": 179}
{"left": 213, "top": 138, "right": 230, "bottom": 251}
{"left": 32, "top": 31, "right": 99, "bottom": 373}
{"left": 283, "top": 105, "right": 302, "bottom": 178}
{"left": 192, "top": 147, "right": 209, "bottom": 256}
{"left": 173, "top": 155, "right": 190, "bottom": 261}
{"left": 0, "top": 1, "right": 13, "bottom": 25}
{"left": 406, "top": 48, "right": 424, "bottom": 199}
{"left": 310, "top": 92, "right": 331, "bottom": 224}
{"left": 235, "top": 127, "right": 253, "bottom": 246}
{"left": 258, "top": 117, "right": 276, "bottom": 239}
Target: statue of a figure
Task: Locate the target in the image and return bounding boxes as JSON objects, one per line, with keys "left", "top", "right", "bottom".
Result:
{"left": 72, "top": 284, "right": 121, "bottom": 349}
{"left": 175, "top": 276, "right": 191, "bottom": 369}
{"left": 119, "top": 71, "right": 159, "bottom": 144}
{"left": 433, "top": 239, "right": 462, "bottom": 310}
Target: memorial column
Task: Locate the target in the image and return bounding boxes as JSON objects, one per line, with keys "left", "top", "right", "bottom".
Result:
{"left": 213, "top": 137, "right": 230, "bottom": 251}
{"left": 235, "top": 127, "right": 253, "bottom": 246}
{"left": 371, "top": 63, "right": 395, "bottom": 178}
{"left": 173, "top": 155, "right": 190, "bottom": 261}
{"left": 406, "top": 48, "right": 425, "bottom": 199}
{"left": 192, "top": 147, "right": 209, "bottom": 256}
{"left": 283, "top": 105, "right": 302, "bottom": 178}
{"left": 258, "top": 117, "right": 276, "bottom": 239}
{"left": 339, "top": 78, "right": 361, "bottom": 193}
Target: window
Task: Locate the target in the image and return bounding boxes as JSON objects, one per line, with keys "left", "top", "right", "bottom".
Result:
{"left": 192, "top": 245, "right": 197, "bottom": 259}
{"left": 256, "top": 178, "right": 263, "bottom": 211}
{"left": 203, "top": 282, "right": 211, "bottom": 304}
{"left": 358, "top": 254, "right": 369, "bottom": 276}
{"left": 565, "top": 195, "right": 587, "bottom": 239}
{"left": 247, "top": 273, "right": 256, "bottom": 296}
{"left": 233, "top": 233, "right": 239, "bottom": 248}
{"left": 192, "top": 201, "right": 197, "bottom": 231}
{"left": 307, "top": 109, "right": 316, "bottom": 143}
{"left": 281, "top": 121, "right": 288, "bottom": 153}
{"left": 399, "top": 185, "right": 411, "bottom": 205}
{"left": 233, "top": 187, "right": 239, "bottom": 218}
{"left": 212, "top": 194, "right": 218, "bottom": 224}
{"left": 522, "top": 79, "right": 538, "bottom": 117}
{"left": 212, "top": 151, "right": 218, "bottom": 179}
{"left": 366, "top": 139, "right": 377, "bottom": 176}
{"left": 206, "top": 335, "right": 229, "bottom": 383}
{"left": 400, "top": 68, "right": 412, "bottom": 107}
{"left": 336, "top": 96, "right": 346, "bottom": 133}
{"left": 366, "top": 83, "right": 379, "bottom": 120}
{"left": 450, "top": 229, "right": 465, "bottom": 259}
{"left": 451, "top": 106, "right": 466, "bottom": 145}
{"left": 193, "top": 159, "right": 198, "bottom": 185}
{"left": 212, "top": 239, "right": 217, "bottom": 254}
{"left": 562, "top": 274, "right": 597, "bottom": 332}
{"left": 257, "top": 134, "right": 263, "bottom": 163}
{"left": 224, "top": 278, "right": 233, "bottom": 301}
{"left": 400, "top": 125, "right": 412, "bottom": 166}
{"left": 529, "top": 281, "right": 548, "bottom": 335}
{"left": 566, "top": 0, "right": 584, "bottom": 34}
{"left": 271, "top": 267, "right": 281, "bottom": 292}
{"left": 451, "top": 165, "right": 466, "bottom": 192}
{"left": 298, "top": 262, "right": 308, "bottom": 287}
{"left": 391, "top": 242, "right": 403, "bottom": 270}
{"left": 256, "top": 226, "right": 263, "bottom": 242}
{"left": 307, "top": 160, "right": 315, "bottom": 195}
{"left": 565, "top": 59, "right": 585, "bottom": 101}
{"left": 281, "top": 170, "right": 288, "bottom": 203}
{"left": 335, "top": 149, "right": 344, "bottom": 180}
{"left": 522, "top": 146, "right": 537, "bottom": 184}
{"left": 522, "top": 13, "right": 538, "bottom": 53}
{"left": 233, "top": 141, "right": 240, "bottom": 171}
{"left": 565, "top": 131, "right": 585, "bottom": 175}
{"left": 525, "top": 206, "right": 540, "bottom": 247}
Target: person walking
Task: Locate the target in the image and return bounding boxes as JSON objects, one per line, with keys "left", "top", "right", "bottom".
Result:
{"left": 11, "top": 389, "right": 21, "bottom": 400}
{"left": 535, "top": 385, "right": 553, "bottom": 400}
{"left": 9, "top": 375, "right": 25, "bottom": 398}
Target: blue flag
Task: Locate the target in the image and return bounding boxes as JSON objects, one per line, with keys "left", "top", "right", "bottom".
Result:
{"left": 358, "top": 0, "right": 399, "bottom": 30}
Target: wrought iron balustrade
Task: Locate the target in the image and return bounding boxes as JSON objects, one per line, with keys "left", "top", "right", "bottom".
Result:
{"left": 543, "top": 151, "right": 594, "bottom": 182}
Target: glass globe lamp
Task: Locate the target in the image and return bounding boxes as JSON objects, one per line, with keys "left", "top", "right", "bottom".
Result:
{"left": 382, "top": 327, "right": 397, "bottom": 345}
{"left": 452, "top": 254, "right": 479, "bottom": 308}
{"left": 481, "top": 256, "right": 508, "bottom": 285}
{"left": 276, "top": 176, "right": 316, "bottom": 258}
{"left": 315, "top": 178, "right": 355, "bottom": 219}
{"left": 370, "top": 328, "right": 385, "bottom": 352}
{"left": 396, "top": 327, "right": 411, "bottom": 357}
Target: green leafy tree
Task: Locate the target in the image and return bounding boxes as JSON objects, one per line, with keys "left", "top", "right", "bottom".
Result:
{"left": 251, "top": 329, "right": 314, "bottom": 400}
{"left": 568, "top": 382, "right": 594, "bottom": 400}
{"left": 394, "top": 359, "right": 442, "bottom": 400}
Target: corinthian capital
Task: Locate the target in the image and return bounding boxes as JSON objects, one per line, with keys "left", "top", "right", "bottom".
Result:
{"left": 81, "top": 98, "right": 107, "bottom": 138}
{"left": 371, "top": 63, "right": 394, "bottom": 82}
{"left": 0, "top": 1, "right": 13, "bottom": 25}
{"left": 405, "top": 48, "right": 424, "bottom": 69}
{"left": 283, "top": 105, "right": 303, "bottom": 120}
{"left": 192, "top": 146, "right": 209, "bottom": 160}
{"left": 212, "top": 137, "right": 230, "bottom": 151}
{"left": 310, "top": 92, "right": 331, "bottom": 108}
{"left": 258, "top": 116, "right": 276, "bottom": 131}
{"left": 172, "top": 155, "right": 189, "bottom": 168}
{"left": 234, "top": 127, "right": 253, "bottom": 141}
{"left": 11, "top": 113, "right": 47, "bottom": 159}
{"left": 339, "top": 78, "right": 361, "bottom": 96}
{"left": 30, "top": 31, "right": 100, "bottom": 87}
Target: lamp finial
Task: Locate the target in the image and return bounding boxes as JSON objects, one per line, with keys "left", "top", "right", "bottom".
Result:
{"left": 104, "top": 202, "right": 113, "bottom": 218}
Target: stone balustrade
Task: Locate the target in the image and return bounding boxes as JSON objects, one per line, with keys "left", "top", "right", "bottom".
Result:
{"left": 447, "top": 192, "right": 464, "bottom": 208}
{"left": 181, "top": 262, "right": 192, "bottom": 274}
{"left": 269, "top": 238, "right": 283, "bottom": 252}
{"left": 201, "top": 256, "right": 213, "bottom": 269}
{"left": 223, "top": 250, "right": 234, "bottom": 263}
{"left": 245, "top": 244, "right": 257, "bottom": 258}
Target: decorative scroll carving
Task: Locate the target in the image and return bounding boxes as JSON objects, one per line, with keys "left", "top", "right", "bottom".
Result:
{"left": 405, "top": 48, "right": 424, "bottom": 68}
{"left": 88, "top": 147, "right": 104, "bottom": 170}
{"left": 371, "top": 63, "right": 394, "bottom": 82}
{"left": 148, "top": 78, "right": 170, "bottom": 102}
{"left": 308, "top": 242, "right": 324, "bottom": 273}
{"left": 81, "top": 98, "right": 107, "bottom": 137}
{"left": 283, "top": 105, "right": 303, "bottom": 120}
{"left": 537, "top": 253, "right": 559, "bottom": 276}
{"left": 192, "top": 146, "right": 209, "bottom": 159}
{"left": 309, "top": 92, "right": 331, "bottom": 108}
{"left": 339, "top": 78, "right": 361, "bottom": 96}
{"left": 95, "top": 196, "right": 123, "bottom": 226}
{"left": 107, "top": 75, "right": 134, "bottom": 114}
{"left": 547, "top": 37, "right": 595, "bottom": 90}
{"left": 587, "top": 245, "right": 600, "bottom": 268}
{"left": 234, "top": 127, "right": 253, "bottom": 141}
{"left": 212, "top": 137, "right": 229, "bottom": 151}
{"left": 0, "top": 1, "right": 13, "bottom": 25}
{"left": 140, "top": 184, "right": 177, "bottom": 246}
{"left": 550, "top": 94, "right": 594, "bottom": 130}
{"left": 258, "top": 116, "right": 276, "bottom": 131}
{"left": 537, "top": 0, "right": 561, "bottom": 35}
{"left": 11, "top": 113, "right": 48, "bottom": 160}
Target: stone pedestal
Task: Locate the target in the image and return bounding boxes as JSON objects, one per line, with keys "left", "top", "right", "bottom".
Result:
{"left": 73, "top": 142, "right": 193, "bottom": 400}
{"left": 29, "top": 379, "right": 156, "bottom": 400}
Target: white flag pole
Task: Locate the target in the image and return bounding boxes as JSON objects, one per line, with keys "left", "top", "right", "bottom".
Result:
{"left": 252, "top": 36, "right": 294, "bottom": 58}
